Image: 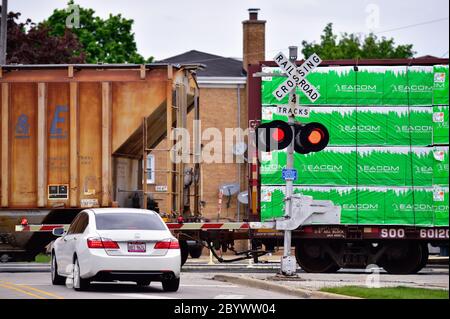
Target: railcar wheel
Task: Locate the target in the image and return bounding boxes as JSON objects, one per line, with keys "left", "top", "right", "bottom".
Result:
{"left": 189, "top": 244, "right": 204, "bottom": 259}
{"left": 411, "top": 243, "right": 429, "bottom": 274}
{"left": 381, "top": 242, "right": 423, "bottom": 275}
{"left": 295, "top": 241, "right": 340, "bottom": 273}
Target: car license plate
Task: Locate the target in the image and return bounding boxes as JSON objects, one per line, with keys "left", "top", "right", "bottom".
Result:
{"left": 128, "top": 242, "right": 146, "bottom": 253}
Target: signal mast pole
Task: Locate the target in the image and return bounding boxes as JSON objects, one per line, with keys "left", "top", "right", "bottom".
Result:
{"left": 280, "top": 46, "right": 298, "bottom": 276}
{"left": 0, "top": 0, "right": 7, "bottom": 65}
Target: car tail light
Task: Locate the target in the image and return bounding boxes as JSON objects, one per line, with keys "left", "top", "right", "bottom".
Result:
{"left": 154, "top": 239, "right": 180, "bottom": 249}
{"left": 102, "top": 239, "right": 120, "bottom": 249}
{"left": 169, "top": 240, "right": 180, "bottom": 249}
{"left": 87, "top": 237, "right": 119, "bottom": 249}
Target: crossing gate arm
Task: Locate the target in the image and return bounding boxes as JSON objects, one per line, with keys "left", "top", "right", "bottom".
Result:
{"left": 15, "top": 224, "right": 70, "bottom": 232}
{"left": 14, "top": 222, "right": 263, "bottom": 232}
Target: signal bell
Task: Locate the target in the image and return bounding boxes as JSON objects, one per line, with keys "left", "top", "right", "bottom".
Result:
{"left": 256, "top": 120, "right": 329, "bottom": 154}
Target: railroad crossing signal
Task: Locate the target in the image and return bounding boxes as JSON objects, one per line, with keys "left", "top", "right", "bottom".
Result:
{"left": 256, "top": 120, "right": 329, "bottom": 154}
{"left": 272, "top": 52, "right": 322, "bottom": 103}
{"left": 252, "top": 47, "right": 328, "bottom": 277}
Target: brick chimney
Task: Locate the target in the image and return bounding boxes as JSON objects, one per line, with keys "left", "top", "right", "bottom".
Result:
{"left": 243, "top": 8, "right": 266, "bottom": 72}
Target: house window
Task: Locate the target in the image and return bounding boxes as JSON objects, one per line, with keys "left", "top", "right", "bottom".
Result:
{"left": 146, "top": 154, "right": 155, "bottom": 184}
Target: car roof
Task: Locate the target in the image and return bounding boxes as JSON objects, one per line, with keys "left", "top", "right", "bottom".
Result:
{"left": 87, "top": 208, "right": 158, "bottom": 215}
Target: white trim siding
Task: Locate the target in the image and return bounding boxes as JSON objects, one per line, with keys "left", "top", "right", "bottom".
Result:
{"left": 197, "top": 76, "right": 246, "bottom": 88}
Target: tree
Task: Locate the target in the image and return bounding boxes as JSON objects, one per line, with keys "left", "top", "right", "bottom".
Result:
{"left": 42, "top": 1, "right": 153, "bottom": 64}
{"left": 302, "top": 23, "right": 416, "bottom": 60}
{"left": 1, "top": 10, "right": 85, "bottom": 64}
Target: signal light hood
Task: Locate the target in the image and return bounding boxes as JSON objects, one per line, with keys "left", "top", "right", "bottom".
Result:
{"left": 255, "top": 120, "right": 329, "bottom": 154}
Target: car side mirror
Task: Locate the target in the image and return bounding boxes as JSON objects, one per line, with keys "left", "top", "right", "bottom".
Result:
{"left": 52, "top": 227, "right": 65, "bottom": 237}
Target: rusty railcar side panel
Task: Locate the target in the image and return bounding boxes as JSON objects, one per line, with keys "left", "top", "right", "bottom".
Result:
{"left": 0, "top": 65, "right": 199, "bottom": 211}
{"left": 10, "top": 83, "right": 38, "bottom": 207}
{"left": 111, "top": 81, "right": 166, "bottom": 153}
{"left": 1, "top": 83, "right": 9, "bottom": 208}
{"left": 0, "top": 67, "right": 168, "bottom": 83}
{"left": 46, "top": 83, "right": 70, "bottom": 207}
{"left": 79, "top": 82, "right": 103, "bottom": 208}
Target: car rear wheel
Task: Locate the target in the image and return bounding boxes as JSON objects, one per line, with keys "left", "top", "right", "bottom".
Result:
{"left": 73, "top": 257, "right": 90, "bottom": 291}
{"left": 162, "top": 277, "right": 180, "bottom": 292}
{"left": 51, "top": 254, "right": 65, "bottom": 285}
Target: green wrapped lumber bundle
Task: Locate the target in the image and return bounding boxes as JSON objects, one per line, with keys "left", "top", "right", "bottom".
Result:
{"left": 260, "top": 147, "right": 449, "bottom": 187}
{"left": 262, "top": 106, "right": 435, "bottom": 146}
{"left": 433, "top": 105, "right": 449, "bottom": 144}
{"left": 261, "top": 65, "right": 448, "bottom": 106}
{"left": 259, "top": 64, "right": 449, "bottom": 227}
{"left": 260, "top": 185, "right": 449, "bottom": 226}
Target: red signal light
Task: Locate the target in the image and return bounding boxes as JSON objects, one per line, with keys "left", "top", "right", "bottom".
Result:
{"left": 308, "top": 129, "right": 323, "bottom": 144}
{"left": 272, "top": 128, "right": 285, "bottom": 142}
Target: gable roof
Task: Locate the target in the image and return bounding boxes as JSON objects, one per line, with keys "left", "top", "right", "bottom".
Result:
{"left": 160, "top": 50, "right": 245, "bottom": 77}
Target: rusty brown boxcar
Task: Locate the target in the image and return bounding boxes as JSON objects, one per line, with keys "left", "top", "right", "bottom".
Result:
{"left": 0, "top": 64, "right": 199, "bottom": 261}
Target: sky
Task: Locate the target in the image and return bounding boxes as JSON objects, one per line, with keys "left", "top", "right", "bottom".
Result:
{"left": 9, "top": 0, "right": 450, "bottom": 61}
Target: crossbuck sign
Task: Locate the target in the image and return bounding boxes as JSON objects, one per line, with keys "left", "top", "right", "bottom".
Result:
{"left": 272, "top": 52, "right": 322, "bottom": 103}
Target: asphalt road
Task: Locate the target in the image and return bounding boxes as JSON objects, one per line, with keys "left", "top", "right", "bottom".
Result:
{"left": 0, "top": 262, "right": 447, "bottom": 299}
{"left": 0, "top": 272, "right": 298, "bottom": 299}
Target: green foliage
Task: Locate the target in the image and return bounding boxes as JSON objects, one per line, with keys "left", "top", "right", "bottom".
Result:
{"left": 42, "top": 0, "right": 153, "bottom": 63}
{"left": 320, "top": 286, "right": 448, "bottom": 299}
{"left": 302, "top": 23, "right": 415, "bottom": 60}
{"left": 34, "top": 254, "right": 51, "bottom": 263}
{"left": 1, "top": 9, "right": 85, "bottom": 64}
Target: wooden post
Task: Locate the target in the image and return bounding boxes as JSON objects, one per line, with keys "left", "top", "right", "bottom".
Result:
{"left": 166, "top": 66, "right": 174, "bottom": 214}
{"left": 101, "top": 82, "right": 112, "bottom": 207}
{"left": 69, "top": 82, "right": 78, "bottom": 207}
{"left": 140, "top": 65, "right": 146, "bottom": 80}
{"left": 37, "top": 83, "right": 47, "bottom": 207}
{"left": 1, "top": 83, "right": 9, "bottom": 207}
{"left": 68, "top": 65, "right": 74, "bottom": 79}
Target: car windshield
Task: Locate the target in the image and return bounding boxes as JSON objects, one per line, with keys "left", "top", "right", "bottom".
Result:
{"left": 95, "top": 213, "right": 166, "bottom": 230}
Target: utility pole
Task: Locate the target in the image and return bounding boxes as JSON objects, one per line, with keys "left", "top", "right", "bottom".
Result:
{"left": 0, "top": 0, "right": 7, "bottom": 65}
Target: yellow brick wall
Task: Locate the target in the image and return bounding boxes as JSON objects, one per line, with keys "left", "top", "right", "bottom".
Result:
{"left": 148, "top": 85, "right": 248, "bottom": 221}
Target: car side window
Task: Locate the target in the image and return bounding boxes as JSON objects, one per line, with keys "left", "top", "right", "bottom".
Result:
{"left": 67, "top": 215, "right": 81, "bottom": 235}
{"left": 76, "top": 213, "right": 89, "bottom": 234}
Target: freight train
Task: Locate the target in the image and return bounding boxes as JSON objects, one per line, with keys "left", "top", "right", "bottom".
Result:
{"left": 2, "top": 58, "right": 449, "bottom": 275}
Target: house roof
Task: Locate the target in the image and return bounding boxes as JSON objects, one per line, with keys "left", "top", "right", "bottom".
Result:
{"left": 160, "top": 50, "right": 245, "bottom": 77}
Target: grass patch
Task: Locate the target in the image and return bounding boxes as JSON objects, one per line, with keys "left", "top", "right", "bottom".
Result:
{"left": 34, "top": 253, "right": 51, "bottom": 263}
{"left": 320, "top": 286, "right": 449, "bottom": 299}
